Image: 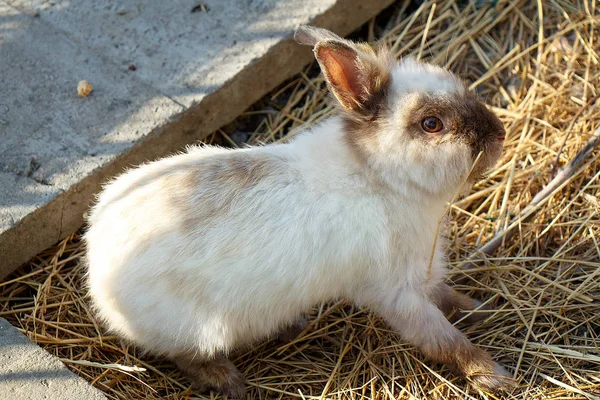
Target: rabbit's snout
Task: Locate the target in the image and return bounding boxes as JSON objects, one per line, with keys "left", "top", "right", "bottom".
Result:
{"left": 454, "top": 96, "right": 505, "bottom": 160}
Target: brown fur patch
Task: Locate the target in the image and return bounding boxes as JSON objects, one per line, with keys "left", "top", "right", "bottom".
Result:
{"left": 169, "top": 153, "right": 282, "bottom": 233}
{"left": 433, "top": 331, "right": 497, "bottom": 378}
{"left": 431, "top": 283, "right": 490, "bottom": 324}
{"left": 404, "top": 92, "right": 504, "bottom": 142}
{"left": 173, "top": 354, "right": 246, "bottom": 398}
{"left": 342, "top": 91, "right": 391, "bottom": 166}
{"left": 276, "top": 317, "right": 308, "bottom": 343}
{"left": 402, "top": 92, "right": 505, "bottom": 177}
{"left": 223, "top": 155, "right": 274, "bottom": 188}
{"left": 339, "top": 47, "right": 394, "bottom": 165}
{"left": 412, "top": 299, "right": 512, "bottom": 390}
{"left": 433, "top": 332, "right": 514, "bottom": 391}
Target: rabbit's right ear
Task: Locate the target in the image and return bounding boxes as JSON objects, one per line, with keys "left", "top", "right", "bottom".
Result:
{"left": 294, "top": 25, "right": 391, "bottom": 112}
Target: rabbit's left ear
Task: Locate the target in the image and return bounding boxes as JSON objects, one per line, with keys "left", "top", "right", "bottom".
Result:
{"left": 295, "top": 25, "right": 391, "bottom": 111}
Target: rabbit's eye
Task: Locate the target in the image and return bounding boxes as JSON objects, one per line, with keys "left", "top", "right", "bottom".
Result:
{"left": 421, "top": 117, "right": 443, "bottom": 133}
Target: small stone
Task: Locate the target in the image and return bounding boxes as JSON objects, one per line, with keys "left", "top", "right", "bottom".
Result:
{"left": 191, "top": 3, "right": 210, "bottom": 13}
{"left": 77, "top": 80, "right": 93, "bottom": 97}
{"left": 27, "top": 158, "right": 40, "bottom": 177}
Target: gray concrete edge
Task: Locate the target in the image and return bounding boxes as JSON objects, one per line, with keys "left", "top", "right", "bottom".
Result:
{"left": 0, "top": 317, "right": 107, "bottom": 399}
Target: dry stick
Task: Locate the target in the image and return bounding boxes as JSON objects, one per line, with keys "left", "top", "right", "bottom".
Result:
{"left": 60, "top": 359, "right": 147, "bottom": 373}
{"left": 416, "top": 3, "right": 436, "bottom": 61}
{"left": 461, "top": 126, "right": 600, "bottom": 270}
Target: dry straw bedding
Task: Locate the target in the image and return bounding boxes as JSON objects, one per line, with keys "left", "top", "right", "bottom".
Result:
{"left": 1, "top": 0, "right": 600, "bottom": 399}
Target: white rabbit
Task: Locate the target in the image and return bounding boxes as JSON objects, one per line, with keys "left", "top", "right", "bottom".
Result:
{"left": 85, "top": 25, "right": 509, "bottom": 398}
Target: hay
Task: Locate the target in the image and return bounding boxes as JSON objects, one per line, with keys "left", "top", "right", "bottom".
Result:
{"left": 2, "top": 0, "right": 600, "bottom": 398}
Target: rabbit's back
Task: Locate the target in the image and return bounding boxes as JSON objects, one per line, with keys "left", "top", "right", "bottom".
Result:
{"left": 85, "top": 142, "right": 386, "bottom": 356}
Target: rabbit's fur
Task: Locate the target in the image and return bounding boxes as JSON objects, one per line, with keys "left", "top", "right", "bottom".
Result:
{"left": 85, "top": 26, "right": 509, "bottom": 397}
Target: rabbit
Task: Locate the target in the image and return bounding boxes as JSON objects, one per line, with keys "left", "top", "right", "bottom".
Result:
{"left": 84, "top": 25, "right": 510, "bottom": 398}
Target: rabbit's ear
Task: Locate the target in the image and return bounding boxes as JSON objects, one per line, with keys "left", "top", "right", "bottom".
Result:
{"left": 294, "top": 25, "right": 344, "bottom": 47}
{"left": 295, "top": 26, "right": 391, "bottom": 111}
{"left": 315, "top": 40, "right": 390, "bottom": 111}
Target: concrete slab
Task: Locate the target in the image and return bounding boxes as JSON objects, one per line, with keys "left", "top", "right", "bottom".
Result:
{"left": 0, "top": 0, "right": 394, "bottom": 278}
{"left": 0, "top": 318, "right": 106, "bottom": 399}
{"left": 8, "top": 0, "right": 348, "bottom": 108}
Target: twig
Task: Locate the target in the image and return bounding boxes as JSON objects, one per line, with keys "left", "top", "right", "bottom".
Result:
{"left": 461, "top": 126, "right": 600, "bottom": 269}
{"left": 60, "top": 358, "right": 147, "bottom": 372}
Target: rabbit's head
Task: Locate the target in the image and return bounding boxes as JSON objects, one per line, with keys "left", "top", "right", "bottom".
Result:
{"left": 295, "top": 26, "right": 505, "bottom": 196}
